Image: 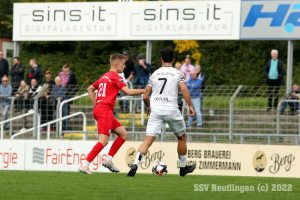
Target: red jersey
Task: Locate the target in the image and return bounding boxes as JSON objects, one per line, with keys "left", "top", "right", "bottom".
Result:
{"left": 92, "top": 71, "right": 127, "bottom": 109}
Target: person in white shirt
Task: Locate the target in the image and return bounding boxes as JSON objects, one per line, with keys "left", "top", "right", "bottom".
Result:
{"left": 127, "top": 48, "right": 196, "bottom": 177}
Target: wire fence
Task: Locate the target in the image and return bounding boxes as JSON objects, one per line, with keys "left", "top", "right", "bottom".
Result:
{"left": 1, "top": 84, "right": 300, "bottom": 145}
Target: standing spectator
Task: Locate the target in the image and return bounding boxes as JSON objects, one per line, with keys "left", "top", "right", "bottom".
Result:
{"left": 15, "top": 80, "right": 30, "bottom": 131}
{"left": 0, "top": 50, "right": 9, "bottom": 83}
{"left": 0, "top": 77, "right": 12, "bottom": 130}
{"left": 195, "top": 64, "right": 206, "bottom": 109}
{"left": 186, "top": 71, "right": 202, "bottom": 128}
{"left": 264, "top": 49, "right": 286, "bottom": 111}
{"left": 28, "top": 79, "right": 42, "bottom": 108}
{"left": 26, "top": 59, "right": 43, "bottom": 85}
{"left": 132, "top": 53, "right": 151, "bottom": 112}
{"left": 43, "top": 71, "right": 55, "bottom": 91}
{"left": 123, "top": 51, "right": 135, "bottom": 83}
{"left": 280, "top": 83, "right": 300, "bottom": 115}
{"left": 10, "top": 57, "right": 25, "bottom": 94}
{"left": 58, "top": 63, "right": 77, "bottom": 115}
{"left": 39, "top": 84, "right": 56, "bottom": 132}
{"left": 52, "top": 77, "right": 68, "bottom": 130}
{"left": 175, "top": 63, "right": 181, "bottom": 70}
{"left": 180, "top": 55, "right": 195, "bottom": 82}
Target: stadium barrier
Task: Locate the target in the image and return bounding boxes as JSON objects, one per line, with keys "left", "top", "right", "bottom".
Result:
{"left": 0, "top": 140, "right": 298, "bottom": 178}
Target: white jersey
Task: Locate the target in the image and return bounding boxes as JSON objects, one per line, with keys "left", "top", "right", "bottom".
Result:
{"left": 147, "top": 67, "right": 186, "bottom": 115}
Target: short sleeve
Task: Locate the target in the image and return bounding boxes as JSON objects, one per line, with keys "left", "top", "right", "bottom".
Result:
{"left": 92, "top": 79, "right": 99, "bottom": 89}
{"left": 115, "top": 78, "right": 127, "bottom": 90}
{"left": 147, "top": 75, "right": 153, "bottom": 87}
{"left": 177, "top": 70, "right": 186, "bottom": 83}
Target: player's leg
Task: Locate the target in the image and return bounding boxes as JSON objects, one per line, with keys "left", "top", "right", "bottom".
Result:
{"left": 167, "top": 110, "right": 196, "bottom": 176}
{"left": 79, "top": 106, "right": 111, "bottom": 174}
{"left": 127, "top": 114, "right": 163, "bottom": 177}
{"left": 103, "top": 121, "right": 127, "bottom": 173}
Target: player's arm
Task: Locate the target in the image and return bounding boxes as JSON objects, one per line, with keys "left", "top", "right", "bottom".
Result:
{"left": 143, "top": 86, "right": 152, "bottom": 116}
{"left": 121, "top": 86, "right": 145, "bottom": 96}
{"left": 179, "top": 82, "right": 195, "bottom": 117}
{"left": 87, "top": 85, "right": 97, "bottom": 106}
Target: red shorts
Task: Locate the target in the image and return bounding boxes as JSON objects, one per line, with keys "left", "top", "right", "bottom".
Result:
{"left": 93, "top": 105, "right": 122, "bottom": 136}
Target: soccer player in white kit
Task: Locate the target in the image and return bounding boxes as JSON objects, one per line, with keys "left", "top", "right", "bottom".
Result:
{"left": 127, "top": 48, "right": 196, "bottom": 177}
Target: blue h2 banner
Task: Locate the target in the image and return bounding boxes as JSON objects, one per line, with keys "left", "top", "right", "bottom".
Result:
{"left": 241, "top": 0, "right": 300, "bottom": 39}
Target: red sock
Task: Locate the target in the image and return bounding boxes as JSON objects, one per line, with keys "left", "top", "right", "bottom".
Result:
{"left": 86, "top": 142, "right": 104, "bottom": 163}
{"left": 108, "top": 137, "right": 125, "bottom": 157}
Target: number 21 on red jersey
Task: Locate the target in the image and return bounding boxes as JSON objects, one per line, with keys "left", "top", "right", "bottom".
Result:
{"left": 97, "top": 83, "right": 107, "bottom": 97}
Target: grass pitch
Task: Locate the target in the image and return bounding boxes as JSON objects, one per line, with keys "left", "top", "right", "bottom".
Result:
{"left": 0, "top": 171, "right": 299, "bottom": 200}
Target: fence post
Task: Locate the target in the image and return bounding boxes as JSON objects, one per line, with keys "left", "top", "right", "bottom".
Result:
{"left": 8, "top": 97, "right": 16, "bottom": 137}
{"left": 33, "top": 84, "right": 47, "bottom": 139}
{"left": 229, "top": 85, "right": 243, "bottom": 144}
{"left": 55, "top": 99, "right": 61, "bottom": 138}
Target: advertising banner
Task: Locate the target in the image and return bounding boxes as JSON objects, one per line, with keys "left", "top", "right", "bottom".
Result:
{"left": 13, "top": 1, "right": 241, "bottom": 41}
{"left": 0, "top": 140, "right": 25, "bottom": 170}
{"left": 114, "top": 142, "right": 299, "bottom": 178}
{"left": 241, "top": 0, "right": 300, "bottom": 39}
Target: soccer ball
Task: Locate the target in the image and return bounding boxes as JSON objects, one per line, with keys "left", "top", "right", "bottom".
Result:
{"left": 152, "top": 161, "right": 168, "bottom": 175}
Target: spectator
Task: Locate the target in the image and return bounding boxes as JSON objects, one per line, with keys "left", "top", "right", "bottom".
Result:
{"left": 26, "top": 58, "right": 43, "bottom": 85}
{"left": 58, "top": 63, "right": 77, "bottom": 115}
{"left": 28, "top": 79, "right": 42, "bottom": 108}
{"left": 43, "top": 71, "right": 55, "bottom": 90}
{"left": 0, "top": 50, "right": 9, "bottom": 83}
{"left": 10, "top": 57, "right": 25, "bottom": 94}
{"left": 132, "top": 53, "right": 151, "bottom": 111}
{"left": 180, "top": 55, "right": 195, "bottom": 82}
{"left": 123, "top": 51, "right": 135, "bottom": 83}
{"left": 186, "top": 71, "right": 202, "bottom": 128}
{"left": 264, "top": 49, "right": 285, "bottom": 112}
{"left": 280, "top": 83, "right": 300, "bottom": 116}
{"left": 175, "top": 63, "right": 181, "bottom": 70}
{"left": 39, "top": 84, "right": 56, "bottom": 132}
{"left": 52, "top": 77, "right": 68, "bottom": 130}
{"left": 0, "top": 76, "right": 12, "bottom": 130}
{"left": 195, "top": 64, "right": 206, "bottom": 109}
{"left": 15, "top": 80, "right": 30, "bottom": 131}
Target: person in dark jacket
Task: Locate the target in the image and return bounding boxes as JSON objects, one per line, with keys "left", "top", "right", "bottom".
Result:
{"left": 264, "top": 49, "right": 286, "bottom": 111}
{"left": 43, "top": 71, "right": 55, "bottom": 92}
{"left": 280, "top": 83, "right": 300, "bottom": 116}
{"left": 10, "top": 57, "right": 25, "bottom": 94}
{"left": 195, "top": 64, "right": 206, "bottom": 110}
{"left": 26, "top": 59, "right": 43, "bottom": 85}
{"left": 0, "top": 50, "right": 9, "bottom": 83}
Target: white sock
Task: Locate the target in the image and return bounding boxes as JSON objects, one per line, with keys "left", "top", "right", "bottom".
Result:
{"left": 83, "top": 161, "right": 90, "bottom": 168}
{"left": 178, "top": 155, "right": 187, "bottom": 168}
{"left": 133, "top": 152, "right": 145, "bottom": 166}
{"left": 106, "top": 155, "right": 113, "bottom": 162}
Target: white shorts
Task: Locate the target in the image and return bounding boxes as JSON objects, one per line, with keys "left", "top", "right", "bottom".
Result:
{"left": 146, "top": 110, "right": 186, "bottom": 137}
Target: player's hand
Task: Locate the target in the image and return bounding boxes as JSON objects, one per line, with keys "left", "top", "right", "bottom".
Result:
{"left": 189, "top": 106, "right": 195, "bottom": 117}
{"left": 142, "top": 89, "right": 146, "bottom": 94}
{"left": 146, "top": 108, "right": 151, "bottom": 116}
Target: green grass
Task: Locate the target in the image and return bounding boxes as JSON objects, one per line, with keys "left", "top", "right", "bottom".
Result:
{"left": 0, "top": 171, "right": 299, "bottom": 200}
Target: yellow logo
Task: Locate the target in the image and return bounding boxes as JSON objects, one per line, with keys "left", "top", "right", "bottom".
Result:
{"left": 253, "top": 151, "right": 267, "bottom": 172}
{"left": 126, "top": 147, "right": 137, "bottom": 168}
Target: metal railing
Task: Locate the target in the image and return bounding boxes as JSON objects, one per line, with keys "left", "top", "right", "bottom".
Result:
{"left": 1, "top": 110, "right": 40, "bottom": 140}
{"left": 11, "top": 112, "right": 86, "bottom": 140}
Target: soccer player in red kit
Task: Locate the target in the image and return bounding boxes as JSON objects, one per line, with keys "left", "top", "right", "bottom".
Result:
{"left": 78, "top": 54, "right": 145, "bottom": 174}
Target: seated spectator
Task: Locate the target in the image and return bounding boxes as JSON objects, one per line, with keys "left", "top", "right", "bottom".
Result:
{"left": 15, "top": 80, "right": 30, "bottom": 131}
{"left": 186, "top": 71, "right": 202, "bottom": 128}
{"left": 52, "top": 77, "right": 68, "bottom": 130}
{"left": 180, "top": 55, "right": 195, "bottom": 82}
{"left": 43, "top": 71, "right": 55, "bottom": 91}
{"left": 280, "top": 83, "right": 300, "bottom": 116}
{"left": 59, "top": 63, "right": 77, "bottom": 115}
{"left": 0, "top": 77, "right": 12, "bottom": 130}
{"left": 39, "top": 84, "right": 56, "bottom": 131}
{"left": 28, "top": 79, "right": 42, "bottom": 108}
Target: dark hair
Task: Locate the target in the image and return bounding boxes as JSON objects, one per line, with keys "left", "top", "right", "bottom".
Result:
{"left": 292, "top": 83, "right": 298, "bottom": 86}
{"left": 160, "top": 48, "right": 174, "bottom": 63}
{"left": 14, "top": 57, "right": 20, "bottom": 61}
